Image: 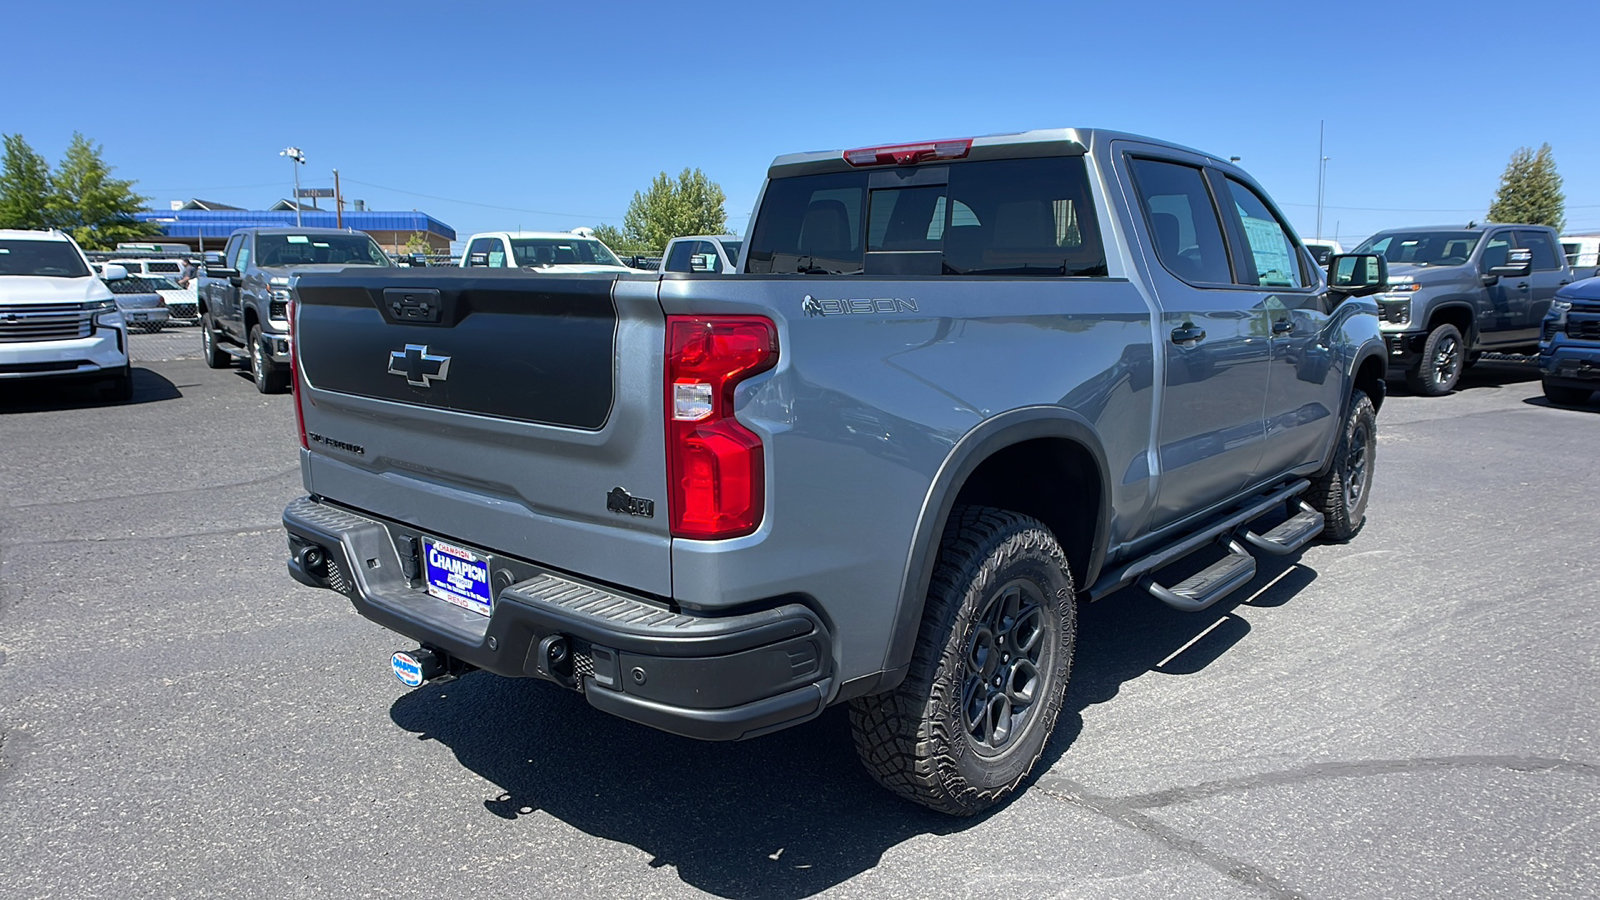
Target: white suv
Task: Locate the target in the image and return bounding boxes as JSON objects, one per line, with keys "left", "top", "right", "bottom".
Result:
{"left": 0, "top": 230, "right": 133, "bottom": 401}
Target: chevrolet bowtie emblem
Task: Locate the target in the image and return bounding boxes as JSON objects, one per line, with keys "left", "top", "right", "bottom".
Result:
{"left": 387, "top": 344, "right": 451, "bottom": 388}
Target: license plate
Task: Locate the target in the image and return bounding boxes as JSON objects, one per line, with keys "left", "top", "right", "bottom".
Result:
{"left": 422, "top": 538, "right": 493, "bottom": 616}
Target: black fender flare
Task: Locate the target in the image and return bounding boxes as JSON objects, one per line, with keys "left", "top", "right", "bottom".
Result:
{"left": 881, "top": 407, "right": 1113, "bottom": 687}
{"left": 1315, "top": 339, "right": 1388, "bottom": 477}
{"left": 1419, "top": 299, "right": 1479, "bottom": 344}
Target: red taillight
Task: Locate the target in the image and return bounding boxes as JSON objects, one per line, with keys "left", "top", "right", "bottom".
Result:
{"left": 289, "top": 297, "right": 307, "bottom": 449}
{"left": 665, "top": 316, "right": 778, "bottom": 539}
{"left": 843, "top": 138, "right": 972, "bottom": 167}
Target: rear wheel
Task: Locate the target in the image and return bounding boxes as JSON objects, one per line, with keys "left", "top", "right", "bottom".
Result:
{"left": 1309, "top": 391, "right": 1377, "bottom": 542}
{"left": 250, "top": 324, "right": 289, "bottom": 394}
{"left": 201, "top": 313, "right": 231, "bottom": 369}
{"left": 1542, "top": 380, "right": 1593, "bottom": 406}
{"left": 849, "top": 506, "right": 1076, "bottom": 815}
{"left": 1405, "top": 323, "right": 1464, "bottom": 396}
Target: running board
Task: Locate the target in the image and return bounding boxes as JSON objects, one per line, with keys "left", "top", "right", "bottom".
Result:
{"left": 1241, "top": 501, "right": 1324, "bottom": 555}
{"left": 1087, "top": 479, "right": 1311, "bottom": 602}
{"left": 1140, "top": 538, "right": 1257, "bottom": 612}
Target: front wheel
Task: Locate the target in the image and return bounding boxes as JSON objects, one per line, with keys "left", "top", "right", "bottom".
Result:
{"left": 201, "top": 313, "right": 231, "bottom": 369}
{"left": 250, "top": 324, "right": 289, "bottom": 394}
{"left": 1542, "top": 380, "right": 1593, "bottom": 406}
{"left": 101, "top": 364, "right": 134, "bottom": 403}
{"left": 1309, "top": 391, "right": 1377, "bottom": 542}
{"left": 1405, "top": 323, "right": 1465, "bottom": 396}
{"left": 849, "top": 506, "right": 1076, "bottom": 815}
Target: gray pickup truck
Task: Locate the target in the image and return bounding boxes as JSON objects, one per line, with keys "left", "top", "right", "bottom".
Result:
{"left": 282, "top": 129, "right": 1389, "bottom": 814}
{"left": 197, "top": 227, "right": 393, "bottom": 393}
{"left": 1353, "top": 223, "right": 1575, "bottom": 395}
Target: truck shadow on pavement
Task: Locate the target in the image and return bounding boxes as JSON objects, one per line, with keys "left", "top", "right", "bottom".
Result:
{"left": 387, "top": 552, "right": 1316, "bottom": 900}
{"left": 0, "top": 366, "right": 181, "bottom": 412}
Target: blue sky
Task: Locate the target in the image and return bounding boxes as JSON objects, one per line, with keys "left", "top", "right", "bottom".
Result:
{"left": 8, "top": 0, "right": 1598, "bottom": 249}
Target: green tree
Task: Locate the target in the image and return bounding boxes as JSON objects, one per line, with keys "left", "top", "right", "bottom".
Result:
{"left": 44, "top": 133, "right": 159, "bottom": 249}
{"left": 1487, "top": 143, "right": 1565, "bottom": 231}
{"left": 591, "top": 222, "right": 651, "bottom": 256}
{"left": 403, "top": 231, "right": 432, "bottom": 255}
{"left": 618, "top": 168, "right": 728, "bottom": 254}
{"left": 0, "top": 134, "right": 55, "bottom": 230}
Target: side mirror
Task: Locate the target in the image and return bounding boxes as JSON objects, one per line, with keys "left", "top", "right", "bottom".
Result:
{"left": 1488, "top": 247, "right": 1532, "bottom": 278}
{"left": 206, "top": 266, "right": 240, "bottom": 279}
{"left": 690, "top": 254, "right": 714, "bottom": 272}
{"left": 1327, "top": 253, "right": 1388, "bottom": 297}
{"left": 203, "top": 251, "right": 226, "bottom": 267}
{"left": 101, "top": 264, "right": 128, "bottom": 282}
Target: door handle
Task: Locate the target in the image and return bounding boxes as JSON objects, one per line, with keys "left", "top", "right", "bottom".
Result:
{"left": 1271, "top": 319, "right": 1294, "bottom": 335}
{"left": 1171, "top": 324, "right": 1207, "bottom": 345}
{"left": 1517, "top": 283, "right": 1530, "bottom": 292}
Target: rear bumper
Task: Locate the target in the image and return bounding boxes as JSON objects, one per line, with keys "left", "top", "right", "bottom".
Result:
{"left": 282, "top": 496, "right": 833, "bottom": 741}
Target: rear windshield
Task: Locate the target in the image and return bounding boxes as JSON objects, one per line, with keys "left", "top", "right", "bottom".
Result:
{"left": 508, "top": 238, "right": 623, "bottom": 268}
{"left": 745, "top": 156, "right": 1107, "bottom": 277}
{"left": 0, "top": 239, "right": 90, "bottom": 278}
{"left": 255, "top": 234, "right": 392, "bottom": 267}
{"left": 1354, "top": 231, "right": 1481, "bottom": 267}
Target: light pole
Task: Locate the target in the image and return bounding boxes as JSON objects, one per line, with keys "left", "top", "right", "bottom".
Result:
{"left": 1315, "top": 122, "right": 1329, "bottom": 242}
{"left": 280, "top": 147, "right": 306, "bottom": 226}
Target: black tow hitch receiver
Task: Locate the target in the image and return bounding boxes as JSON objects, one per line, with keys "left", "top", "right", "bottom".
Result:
{"left": 533, "top": 634, "right": 575, "bottom": 687}
{"left": 391, "top": 647, "right": 464, "bottom": 687}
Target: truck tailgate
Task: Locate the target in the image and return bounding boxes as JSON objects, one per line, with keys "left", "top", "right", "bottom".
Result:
{"left": 291, "top": 269, "right": 671, "bottom": 598}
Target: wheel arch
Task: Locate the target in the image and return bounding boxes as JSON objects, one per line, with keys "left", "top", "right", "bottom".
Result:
{"left": 1425, "top": 301, "right": 1476, "bottom": 344}
{"left": 881, "top": 408, "right": 1112, "bottom": 689}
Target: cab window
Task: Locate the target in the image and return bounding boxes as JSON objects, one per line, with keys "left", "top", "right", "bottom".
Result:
{"left": 1515, "top": 230, "right": 1561, "bottom": 270}
{"left": 1224, "top": 178, "right": 1307, "bottom": 288}
{"left": 1128, "top": 158, "right": 1233, "bottom": 285}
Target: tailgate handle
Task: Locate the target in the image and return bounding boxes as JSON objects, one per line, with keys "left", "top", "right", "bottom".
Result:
{"left": 384, "top": 288, "right": 444, "bottom": 324}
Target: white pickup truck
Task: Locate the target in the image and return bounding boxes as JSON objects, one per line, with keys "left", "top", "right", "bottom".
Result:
{"left": 459, "top": 230, "right": 638, "bottom": 273}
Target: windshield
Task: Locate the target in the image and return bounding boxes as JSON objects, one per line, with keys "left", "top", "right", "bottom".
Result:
{"left": 142, "top": 277, "right": 182, "bottom": 290}
{"left": 255, "top": 233, "right": 393, "bottom": 267}
{"left": 1355, "top": 231, "right": 1482, "bottom": 267}
{"left": 0, "top": 239, "right": 91, "bottom": 278}
{"left": 508, "top": 238, "right": 623, "bottom": 268}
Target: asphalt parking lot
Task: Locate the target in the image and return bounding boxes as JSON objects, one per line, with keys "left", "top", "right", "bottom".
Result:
{"left": 1, "top": 341, "right": 1596, "bottom": 900}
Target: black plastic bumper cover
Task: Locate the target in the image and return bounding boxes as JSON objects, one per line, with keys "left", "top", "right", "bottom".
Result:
{"left": 283, "top": 497, "right": 832, "bottom": 741}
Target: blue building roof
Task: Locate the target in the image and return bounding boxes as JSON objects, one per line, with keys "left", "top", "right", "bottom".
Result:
{"left": 134, "top": 208, "right": 456, "bottom": 242}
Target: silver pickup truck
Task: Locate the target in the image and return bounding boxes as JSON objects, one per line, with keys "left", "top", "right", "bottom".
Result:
{"left": 282, "top": 128, "right": 1390, "bottom": 814}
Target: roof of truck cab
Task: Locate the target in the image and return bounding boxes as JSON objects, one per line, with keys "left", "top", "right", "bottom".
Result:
{"left": 767, "top": 128, "right": 1225, "bottom": 173}
{"left": 234, "top": 227, "right": 370, "bottom": 236}
{"left": 0, "top": 229, "right": 73, "bottom": 241}
{"left": 467, "top": 231, "right": 603, "bottom": 240}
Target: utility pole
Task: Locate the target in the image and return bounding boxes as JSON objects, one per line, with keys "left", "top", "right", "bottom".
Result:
{"left": 1315, "top": 122, "right": 1329, "bottom": 243}
{"left": 334, "top": 169, "right": 344, "bottom": 229}
{"left": 280, "top": 147, "right": 306, "bottom": 226}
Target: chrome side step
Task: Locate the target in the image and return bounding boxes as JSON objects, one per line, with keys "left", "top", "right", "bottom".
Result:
{"left": 1242, "top": 501, "right": 1324, "bottom": 556}
{"left": 1140, "top": 538, "right": 1257, "bottom": 612}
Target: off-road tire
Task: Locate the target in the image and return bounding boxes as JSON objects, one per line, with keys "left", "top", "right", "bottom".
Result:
{"left": 1309, "top": 391, "right": 1377, "bottom": 542}
{"left": 1405, "top": 323, "right": 1464, "bottom": 396}
{"left": 250, "top": 324, "right": 289, "bottom": 394}
{"left": 201, "top": 313, "right": 231, "bottom": 369}
{"left": 1542, "top": 380, "right": 1593, "bottom": 406}
{"left": 849, "top": 506, "right": 1076, "bottom": 816}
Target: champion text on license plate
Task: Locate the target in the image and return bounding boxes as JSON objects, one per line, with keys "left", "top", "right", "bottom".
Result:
{"left": 423, "top": 539, "right": 493, "bottom": 616}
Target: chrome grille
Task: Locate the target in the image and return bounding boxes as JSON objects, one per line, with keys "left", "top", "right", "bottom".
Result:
{"left": 0, "top": 303, "right": 92, "bottom": 342}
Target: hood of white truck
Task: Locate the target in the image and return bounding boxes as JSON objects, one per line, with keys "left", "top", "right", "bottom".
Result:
{"left": 0, "top": 275, "right": 114, "bottom": 304}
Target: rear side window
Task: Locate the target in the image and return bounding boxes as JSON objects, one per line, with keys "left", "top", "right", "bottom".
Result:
{"left": 464, "top": 237, "right": 505, "bottom": 268}
{"left": 1128, "top": 159, "right": 1233, "bottom": 285}
{"left": 1515, "top": 230, "right": 1561, "bottom": 270}
{"left": 1224, "top": 179, "right": 1307, "bottom": 288}
{"left": 745, "top": 157, "right": 1106, "bottom": 277}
